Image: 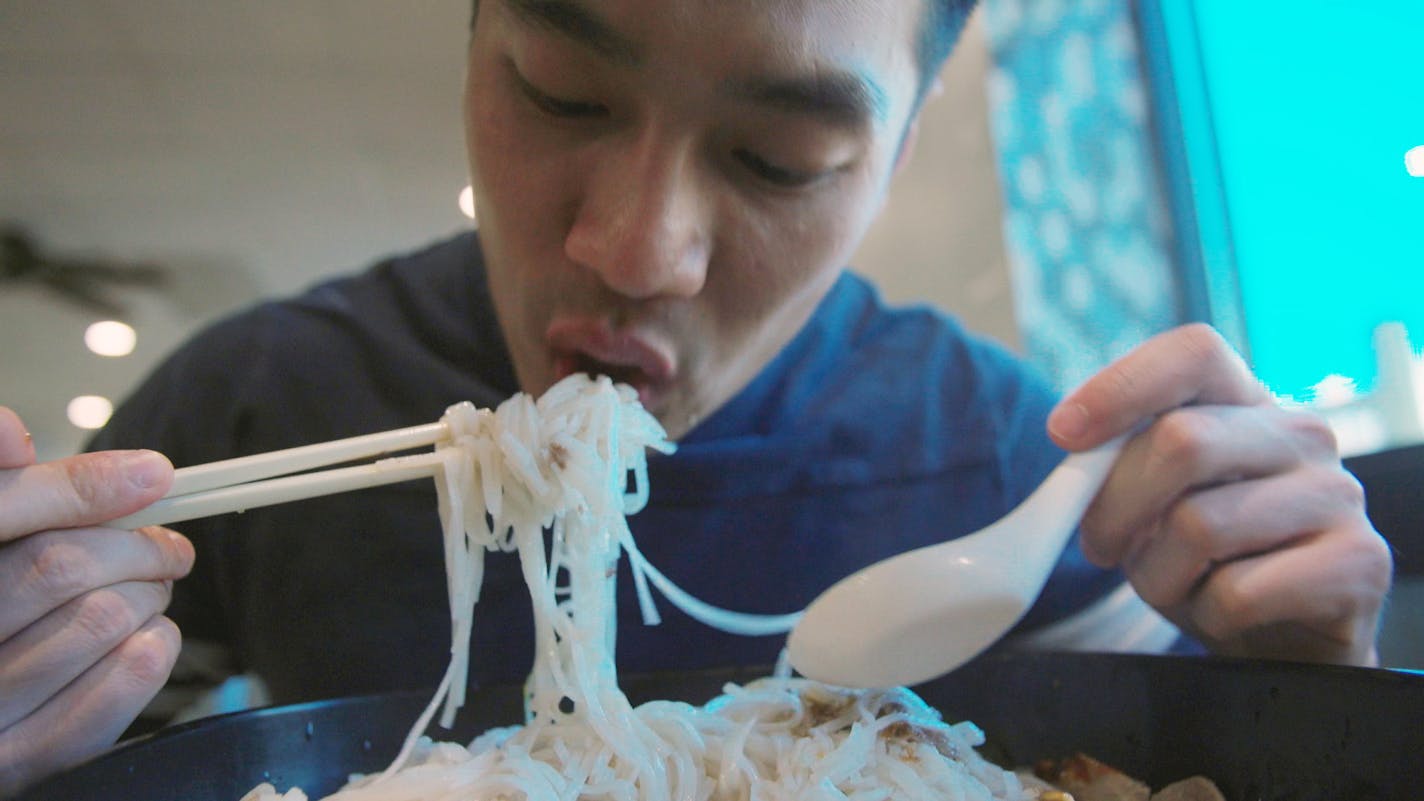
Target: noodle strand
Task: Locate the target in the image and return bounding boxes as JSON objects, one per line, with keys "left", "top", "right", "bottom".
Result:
{"left": 239, "top": 375, "right": 1032, "bottom": 801}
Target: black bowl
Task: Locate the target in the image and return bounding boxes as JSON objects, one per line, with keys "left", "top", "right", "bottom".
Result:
{"left": 17, "top": 652, "right": 1424, "bottom": 801}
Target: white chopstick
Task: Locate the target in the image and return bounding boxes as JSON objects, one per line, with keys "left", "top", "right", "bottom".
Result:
{"left": 109, "top": 421, "right": 452, "bottom": 530}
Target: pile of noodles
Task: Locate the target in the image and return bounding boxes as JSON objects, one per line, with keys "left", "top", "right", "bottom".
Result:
{"left": 241, "top": 374, "right": 1033, "bottom": 801}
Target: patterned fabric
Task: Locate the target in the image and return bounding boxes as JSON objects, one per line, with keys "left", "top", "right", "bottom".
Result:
{"left": 980, "top": 0, "right": 1182, "bottom": 390}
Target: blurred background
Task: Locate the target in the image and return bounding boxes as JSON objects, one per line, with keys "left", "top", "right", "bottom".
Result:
{"left": 0, "top": 1, "right": 1019, "bottom": 460}
{"left": 2, "top": 1, "right": 1420, "bottom": 661}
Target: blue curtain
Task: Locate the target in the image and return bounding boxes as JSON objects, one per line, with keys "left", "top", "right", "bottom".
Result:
{"left": 981, "top": 0, "right": 1182, "bottom": 391}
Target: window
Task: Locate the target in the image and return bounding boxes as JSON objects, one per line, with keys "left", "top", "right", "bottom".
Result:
{"left": 1140, "top": 0, "right": 1424, "bottom": 454}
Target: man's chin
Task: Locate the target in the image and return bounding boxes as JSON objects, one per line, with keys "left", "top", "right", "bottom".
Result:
{"left": 648, "top": 393, "right": 711, "bottom": 441}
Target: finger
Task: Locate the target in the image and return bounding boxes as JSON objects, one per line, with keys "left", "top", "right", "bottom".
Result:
{"left": 1122, "top": 463, "right": 1367, "bottom": 610}
{"left": 0, "top": 526, "right": 194, "bottom": 641}
{"left": 0, "top": 450, "right": 174, "bottom": 542}
{"left": 0, "top": 580, "right": 174, "bottom": 730}
{"left": 1080, "top": 405, "right": 1333, "bottom": 565}
{"left": 0, "top": 408, "right": 37, "bottom": 470}
{"left": 0, "top": 615, "right": 180, "bottom": 797}
{"left": 1049, "top": 323, "right": 1273, "bottom": 450}
{"left": 1185, "top": 523, "right": 1392, "bottom": 665}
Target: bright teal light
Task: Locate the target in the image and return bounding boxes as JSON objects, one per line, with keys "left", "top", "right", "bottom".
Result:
{"left": 1191, "top": 0, "right": 1424, "bottom": 400}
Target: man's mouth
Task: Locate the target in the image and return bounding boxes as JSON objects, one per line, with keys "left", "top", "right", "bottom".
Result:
{"left": 559, "top": 353, "right": 648, "bottom": 387}
{"left": 546, "top": 319, "right": 676, "bottom": 409}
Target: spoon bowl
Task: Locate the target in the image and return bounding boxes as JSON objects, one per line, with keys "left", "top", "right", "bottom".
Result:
{"left": 787, "top": 436, "right": 1126, "bottom": 688}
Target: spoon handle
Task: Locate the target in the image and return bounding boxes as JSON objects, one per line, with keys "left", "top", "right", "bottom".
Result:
{"left": 999, "top": 434, "right": 1128, "bottom": 579}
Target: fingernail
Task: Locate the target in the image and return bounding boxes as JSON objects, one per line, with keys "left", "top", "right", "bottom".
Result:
{"left": 122, "top": 450, "right": 169, "bottom": 490}
{"left": 1048, "top": 401, "right": 1090, "bottom": 442}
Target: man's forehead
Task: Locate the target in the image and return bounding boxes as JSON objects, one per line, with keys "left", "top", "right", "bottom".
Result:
{"left": 500, "top": 0, "right": 922, "bottom": 47}
{"left": 753, "top": 0, "right": 922, "bottom": 120}
{"left": 497, "top": 0, "right": 922, "bottom": 125}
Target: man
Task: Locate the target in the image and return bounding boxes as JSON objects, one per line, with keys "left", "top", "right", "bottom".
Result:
{"left": 0, "top": 0, "right": 1392, "bottom": 794}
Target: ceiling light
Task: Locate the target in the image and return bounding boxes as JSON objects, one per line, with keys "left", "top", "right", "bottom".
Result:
{"left": 67, "top": 395, "right": 114, "bottom": 430}
{"left": 459, "top": 185, "right": 477, "bottom": 220}
{"left": 84, "top": 320, "right": 137, "bottom": 357}
{"left": 1407, "top": 145, "right": 1424, "bottom": 178}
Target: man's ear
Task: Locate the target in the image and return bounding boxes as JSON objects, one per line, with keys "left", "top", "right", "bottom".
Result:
{"left": 893, "top": 117, "right": 921, "bottom": 178}
{"left": 873, "top": 117, "right": 919, "bottom": 217}
{"left": 893, "top": 77, "right": 943, "bottom": 177}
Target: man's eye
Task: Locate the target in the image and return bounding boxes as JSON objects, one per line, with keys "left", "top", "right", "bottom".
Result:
{"left": 515, "top": 72, "right": 606, "bottom": 119}
{"left": 734, "top": 149, "right": 826, "bottom": 189}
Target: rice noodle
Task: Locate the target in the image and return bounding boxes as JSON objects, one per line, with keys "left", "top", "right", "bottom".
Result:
{"left": 239, "top": 374, "right": 1033, "bottom": 801}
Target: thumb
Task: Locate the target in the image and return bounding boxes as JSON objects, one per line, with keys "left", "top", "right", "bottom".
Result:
{"left": 1048, "top": 324, "right": 1269, "bottom": 450}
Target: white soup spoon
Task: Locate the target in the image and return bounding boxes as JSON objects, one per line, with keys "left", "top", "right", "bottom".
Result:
{"left": 786, "top": 435, "right": 1127, "bottom": 688}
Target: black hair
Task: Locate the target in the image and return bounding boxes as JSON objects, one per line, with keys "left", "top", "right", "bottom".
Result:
{"left": 915, "top": 0, "right": 980, "bottom": 105}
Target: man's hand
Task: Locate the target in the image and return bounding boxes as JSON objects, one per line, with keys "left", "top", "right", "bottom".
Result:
{"left": 1048, "top": 324, "right": 1393, "bottom": 666}
{"left": 0, "top": 407, "right": 194, "bottom": 796}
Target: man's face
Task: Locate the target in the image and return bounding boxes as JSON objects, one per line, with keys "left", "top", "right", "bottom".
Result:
{"left": 464, "top": 0, "right": 923, "bottom": 439}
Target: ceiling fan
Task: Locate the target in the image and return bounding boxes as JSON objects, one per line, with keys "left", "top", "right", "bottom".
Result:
{"left": 1, "top": 225, "right": 169, "bottom": 318}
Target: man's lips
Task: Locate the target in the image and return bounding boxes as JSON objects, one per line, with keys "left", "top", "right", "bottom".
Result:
{"left": 545, "top": 319, "right": 677, "bottom": 404}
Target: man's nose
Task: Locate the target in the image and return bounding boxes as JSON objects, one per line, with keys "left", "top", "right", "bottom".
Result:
{"left": 564, "top": 136, "right": 710, "bottom": 300}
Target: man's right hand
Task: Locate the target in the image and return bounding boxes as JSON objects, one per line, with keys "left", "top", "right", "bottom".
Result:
{"left": 0, "top": 407, "right": 193, "bottom": 797}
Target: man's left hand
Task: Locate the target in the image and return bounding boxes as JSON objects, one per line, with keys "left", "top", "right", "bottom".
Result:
{"left": 1048, "top": 323, "right": 1393, "bottom": 666}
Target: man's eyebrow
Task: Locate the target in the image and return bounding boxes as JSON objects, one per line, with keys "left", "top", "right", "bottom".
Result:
{"left": 502, "top": 0, "right": 642, "bottom": 67}
{"left": 732, "top": 70, "right": 889, "bottom": 129}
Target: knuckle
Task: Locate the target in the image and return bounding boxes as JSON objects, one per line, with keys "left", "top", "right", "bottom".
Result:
{"left": 1320, "top": 465, "right": 1367, "bottom": 509}
{"left": 1189, "top": 611, "right": 1232, "bottom": 647}
{"left": 1150, "top": 411, "right": 1215, "bottom": 473}
{"left": 1178, "top": 322, "right": 1227, "bottom": 360}
{"left": 1165, "top": 497, "right": 1224, "bottom": 559}
{"left": 71, "top": 590, "right": 135, "bottom": 645}
{"left": 1315, "top": 534, "right": 1392, "bottom": 638}
{"left": 1172, "top": 324, "right": 1265, "bottom": 403}
{"left": 1348, "top": 528, "right": 1395, "bottom": 593}
{"left": 1130, "top": 566, "right": 1179, "bottom": 609}
{"left": 116, "top": 617, "right": 181, "bottom": 690}
{"left": 1280, "top": 407, "right": 1339, "bottom": 456}
{"left": 58, "top": 456, "right": 110, "bottom": 512}
{"left": 25, "top": 535, "right": 95, "bottom": 603}
{"left": 1202, "top": 578, "right": 1263, "bottom": 640}
{"left": 70, "top": 586, "right": 153, "bottom": 647}
{"left": 1175, "top": 323, "right": 1238, "bottom": 376}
